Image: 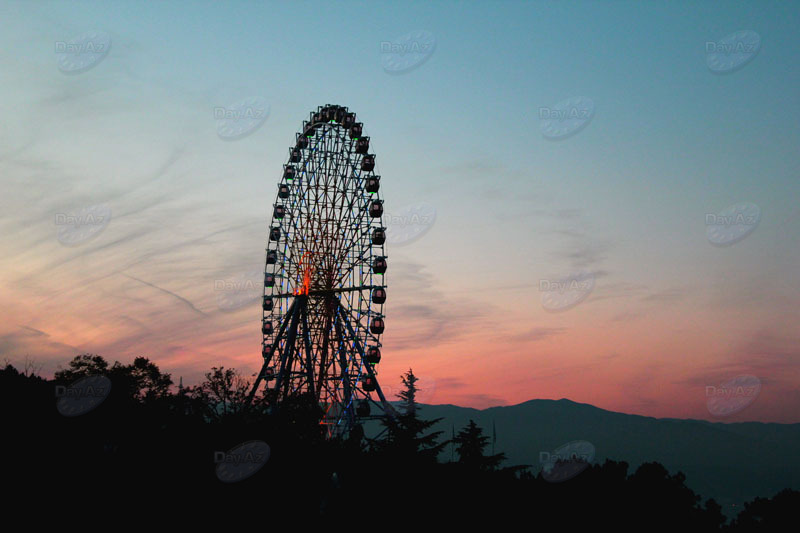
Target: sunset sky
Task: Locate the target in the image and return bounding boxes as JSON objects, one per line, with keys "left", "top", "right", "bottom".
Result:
{"left": 1, "top": 0, "right": 798, "bottom": 422}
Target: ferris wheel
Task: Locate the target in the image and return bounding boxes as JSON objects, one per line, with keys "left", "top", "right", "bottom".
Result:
{"left": 248, "top": 104, "right": 393, "bottom": 436}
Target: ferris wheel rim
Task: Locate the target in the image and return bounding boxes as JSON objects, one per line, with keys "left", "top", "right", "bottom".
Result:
{"left": 253, "top": 104, "right": 393, "bottom": 434}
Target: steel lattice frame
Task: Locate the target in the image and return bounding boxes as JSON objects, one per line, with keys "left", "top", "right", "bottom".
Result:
{"left": 248, "top": 105, "right": 393, "bottom": 436}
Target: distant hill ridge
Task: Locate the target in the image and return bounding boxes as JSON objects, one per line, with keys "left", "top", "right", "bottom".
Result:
{"left": 369, "top": 398, "right": 800, "bottom": 511}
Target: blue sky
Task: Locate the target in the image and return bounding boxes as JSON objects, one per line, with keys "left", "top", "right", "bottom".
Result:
{"left": 1, "top": 0, "right": 798, "bottom": 421}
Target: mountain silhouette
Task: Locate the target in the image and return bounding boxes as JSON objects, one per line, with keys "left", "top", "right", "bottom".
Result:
{"left": 368, "top": 398, "right": 799, "bottom": 514}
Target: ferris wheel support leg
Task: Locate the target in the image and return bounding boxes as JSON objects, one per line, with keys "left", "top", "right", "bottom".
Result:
{"left": 315, "top": 309, "right": 333, "bottom": 396}
{"left": 364, "top": 359, "right": 393, "bottom": 417}
{"left": 299, "top": 302, "right": 316, "bottom": 398}
{"left": 332, "top": 310, "right": 355, "bottom": 429}
{"left": 337, "top": 305, "right": 397, "bottom": 422}
{"left": 274, "top": 297, "right": 304, "bottom": 401}
{"left": 246, "top": 299, "right": 297, "bottom": 406}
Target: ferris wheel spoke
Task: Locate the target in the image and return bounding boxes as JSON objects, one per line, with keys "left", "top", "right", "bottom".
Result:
{"left": 268, "top": 285, "right": 381, "bottom": 299}
{"left": 332, "top": 311, "right": 355, "bottom": 423}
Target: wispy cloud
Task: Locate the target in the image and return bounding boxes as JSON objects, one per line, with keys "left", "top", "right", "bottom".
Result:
{"left": 509, "top": 327, "right": 567, "bottom": 343}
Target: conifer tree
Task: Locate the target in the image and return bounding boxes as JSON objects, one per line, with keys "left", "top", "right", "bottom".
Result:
{"left": 453, "top": 419, "right": 506, "bottom": 471}
{"left": 379, "top": 368, "right": 447, "bottom": 461}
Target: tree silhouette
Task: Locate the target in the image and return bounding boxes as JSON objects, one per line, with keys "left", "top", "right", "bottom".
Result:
{"left": 2, "top": 356, "right": 792, "bottom": 526}
{"left": 453, "top": 419, "right": 506, "bottom": 471}
{"left": 727, "top": 488, "right": 800, "bottom": 530}
{"left": 54, "top": 353, "right": 109, "bottom": 382}
{"left": 377, "top": 368, "right": 446, "bottom": 461}
{"left": 186, "top": 366, "right": 252, "bottom": 421}
{"left": 397, "top": 367, "right": 421, "bottom": 416}
{"left": 55, "top": 353, "right": 173, "bottom": 404}
{"left": 125, "top": 356, "right": 173, "bottom": 401}
{"left": 626, "top": 462, "right": 712, "bottom": 527}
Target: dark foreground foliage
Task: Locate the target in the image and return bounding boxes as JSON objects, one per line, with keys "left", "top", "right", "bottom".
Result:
{"left": 1, "top": 357, "right": 795, "bottom": 528}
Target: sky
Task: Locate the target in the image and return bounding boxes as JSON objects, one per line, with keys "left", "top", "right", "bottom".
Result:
{"left": 1, "top": 0, "right": 798, "bottom": 423}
